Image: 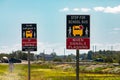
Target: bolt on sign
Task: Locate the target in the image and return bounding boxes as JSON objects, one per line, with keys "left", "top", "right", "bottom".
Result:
{"left": 22, "top": 24, "right": 37, "bottom": 51}
{"left": 66, "top": 15, "right": 90, "bottom": 49}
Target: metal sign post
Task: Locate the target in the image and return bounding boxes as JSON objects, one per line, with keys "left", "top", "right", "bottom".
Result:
{"left": 22, "top": 23, "right": 37, "bottom": 80}
{"left": 66, "top": 15, "right": 90, "bottom": 80}
{"left": 76, "top": 50, "right": 79, "bottom": 80}
{"left": 28, "top": 50, "right": 30, "bottom": 80}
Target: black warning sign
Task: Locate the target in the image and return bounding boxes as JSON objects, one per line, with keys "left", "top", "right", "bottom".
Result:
{"left": 67, "top": 15, "right": 90, "bottom": 38}
{"left": 22, "top": 24, "right": 37, "bottom": 51}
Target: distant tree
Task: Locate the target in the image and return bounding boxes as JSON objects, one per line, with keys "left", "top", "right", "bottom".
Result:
{"left": 0, "top": 53, "right": 9, "bottom": 59}
{"left": 53, "top": 57, "right": 62, "bottom": 62}
{"left": 51, "top": 52, "right": 57, "bottom": 58}
{"left": 68, "top": 54, "right": 75, "bottom": 59}
{"left": 99, "top": 50, "right": 102, "bottom": 54}
{"left": 66, "top": 56, "right": 72, "bottom": 62}
{"left": 65, "top": 54, "right": 75, "bottom": 62}
{"left": 104, "top": 56, "right": 113, "bottom": 63}
{"left": 30, "top": 53, "right": 34, "bottom": 61}
{"left": 87, "top": 51, "right": 93, "bottom": 60}
{"left": 80, "top": 53, "right": 87, "bottom": 60}
{"left": 9, "top": 50, "right": 33, "bottom": 60}
{"left": 39, "top": 52, "right": 45, "bottom": 61}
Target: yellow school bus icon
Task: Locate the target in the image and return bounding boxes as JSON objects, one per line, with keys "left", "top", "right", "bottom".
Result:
{"left": 26, "top": 30, "right": 32, "bottom": 38}
{"left": 73, "top": 25, "right": 83, "bottom": 36}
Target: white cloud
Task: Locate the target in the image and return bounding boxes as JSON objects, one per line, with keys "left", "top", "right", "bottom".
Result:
{"left": 104, "top": 6, "right": 120, "bottom": 13}
{"left": 94, "top": 5, "right": 120, "bottom": 14}
{"left": 81, "top": 8, "right": 91, "bottom": 12}
{"left": 94, "top": 7, "right": 104, "bottom": 11}
{"left": 60, "top": 7, "right": 90, "bottom": 12}
{"left": 113, "top": 28, "right": 120, "bottom": 31}
{"left": 73, "top": 8, "right": 80, "bottom": 11}
{"left": 109, "top": 31, "right": 118, "bottom": 34}
{"left": 60, "top": 5, "right": 120, "bottom": 14}
{"left": 110, "top": 28, "right": 120, "bottom": 34}
{"left": 59, "top": 7, "right": 69, "bottom": 12}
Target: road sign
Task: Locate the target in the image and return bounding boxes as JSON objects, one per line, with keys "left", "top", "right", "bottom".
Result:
{"left": 22, "top": 24, "right": 37, "bottom": 51}
{"left": 66, "top": 15, "right": 90, "bottom": 49}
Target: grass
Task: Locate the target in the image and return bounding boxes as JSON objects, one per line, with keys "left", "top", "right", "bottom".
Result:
{"left": 0, "top": 64, "right": 8, "bottom": 75}
{"left": 0, "top": 63, "right": 120, "bottom": 80}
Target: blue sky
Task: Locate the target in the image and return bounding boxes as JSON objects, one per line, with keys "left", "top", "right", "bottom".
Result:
{"left": 0, "top": 0, "right": 120, "bottom": 55}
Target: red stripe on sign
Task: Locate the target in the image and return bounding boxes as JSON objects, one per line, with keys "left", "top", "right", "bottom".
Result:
{"left": 66, "top": 38, "right": 90, "bottom": 49}
{"left": 22, "top": 42, "right": 37, "bottom": 46}
{"left": 22, "top": 38, "right": 37, "bottom": 42}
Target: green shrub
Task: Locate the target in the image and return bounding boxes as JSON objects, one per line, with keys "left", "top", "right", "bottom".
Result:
{"left": 53, "top": 58, "right": 62, "bottom": 62}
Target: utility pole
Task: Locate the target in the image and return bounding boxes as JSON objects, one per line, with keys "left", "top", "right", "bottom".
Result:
{"left": 53, "top": 49, "right": 54, "bottom": 53}
{"left": 43, "top": 49, "right": 45, "bottom": 62}
{"left": 111, "top": 45, "right": 113, "bottom": 51}
{"left": 111, "top": 45, "right": 113, "bottom": 54}
{"left": 95, "top": 45, "right": 96, "bottom": 53}
{"left": 64, "top": 48, "right": 66, "bottom": 62}
{"left": 93, "top": 45, "right": 94, "bottom": 52}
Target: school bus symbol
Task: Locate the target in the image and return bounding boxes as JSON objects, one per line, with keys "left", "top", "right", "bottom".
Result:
{"left": 26, "top": 30, "right": 32, "bottom": 38}
{"left": 72, "top": 25, "right": 83, "bottom": 36}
